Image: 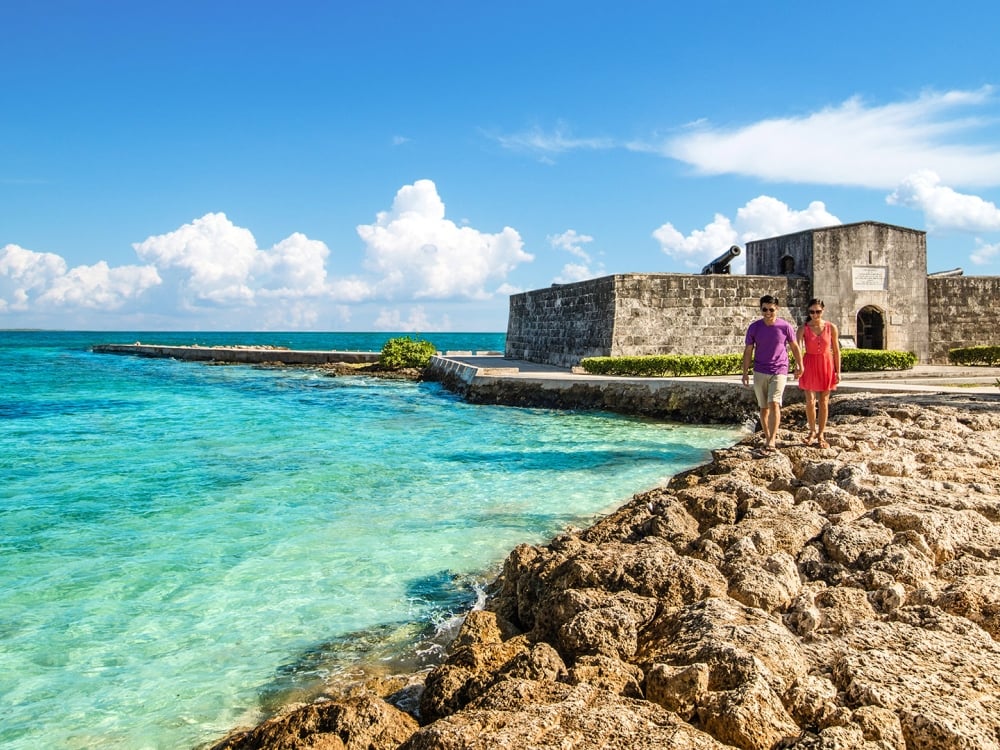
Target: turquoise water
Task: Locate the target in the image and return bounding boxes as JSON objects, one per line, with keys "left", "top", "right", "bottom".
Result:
{"left": 0, "top": 331, "right": 743, "bottom": 749}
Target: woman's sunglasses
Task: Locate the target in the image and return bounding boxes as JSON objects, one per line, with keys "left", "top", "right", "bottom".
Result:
{"left": 808, "top": 309, "right": 823, "bottom": 315}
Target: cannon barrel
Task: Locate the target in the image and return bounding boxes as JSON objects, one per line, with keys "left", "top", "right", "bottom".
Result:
{"left": 701, "top": 245, "right": 741, "bottom": 275}
{"left": 928, "top": 267, "right": 963, "bottom": 277}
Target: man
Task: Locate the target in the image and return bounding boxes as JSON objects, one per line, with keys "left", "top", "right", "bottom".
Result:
{"left": 741, "top": 295, "right": 803, "bottom": 452}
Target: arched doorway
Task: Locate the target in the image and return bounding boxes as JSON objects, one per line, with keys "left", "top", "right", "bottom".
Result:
{"left": 856, "top": 306, "right": 885, "bottom": 349}
{"left": 780, "top": 255, "right": 795, "bottom": 275}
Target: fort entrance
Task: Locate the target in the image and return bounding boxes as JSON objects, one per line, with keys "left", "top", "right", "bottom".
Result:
{"left": 856, "top": 306, "right": 886, "bottom": 350}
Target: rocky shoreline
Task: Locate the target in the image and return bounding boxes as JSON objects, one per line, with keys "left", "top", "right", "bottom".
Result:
{"left": 208, "top": 392, "right": 1000, "bottom": 750}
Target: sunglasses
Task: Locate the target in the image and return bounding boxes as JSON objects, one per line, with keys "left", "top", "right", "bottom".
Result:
{"left": 761, "top": 307, "right": 777, "bottom": 312}
{"left": 808, "top": 309, "right": 823, "bottom": 314}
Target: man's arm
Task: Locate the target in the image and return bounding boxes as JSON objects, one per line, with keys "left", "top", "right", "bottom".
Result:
{"left": 741, "top": 343, "right": 754, "bottom": 386}
{"left": 788, "top": 339, "right": 804, "bottom": 379}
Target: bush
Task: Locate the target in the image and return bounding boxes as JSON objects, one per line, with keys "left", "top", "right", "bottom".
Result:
{"left": 580, "top": 354, "right": 742, "bottom": 377}
{"left": 379, "top": 336, "right": 437, "bottom": 369}
{"left": 580, "top": 349, "right": 917, "bottom": 377}
{"left": 948, "top": 345, "right": 1000, "bottom": 366}
{"left": 840, "top": 349, "right": 917, "bottom": 372}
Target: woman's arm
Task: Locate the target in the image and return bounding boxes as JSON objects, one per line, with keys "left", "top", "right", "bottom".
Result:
{"left": 830, "top": 323, "right": 841, "bottom": 379}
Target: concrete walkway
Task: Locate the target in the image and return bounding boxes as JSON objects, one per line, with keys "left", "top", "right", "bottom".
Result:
{"left": 434, "top": 354, "right": 1000, "bottom": 398}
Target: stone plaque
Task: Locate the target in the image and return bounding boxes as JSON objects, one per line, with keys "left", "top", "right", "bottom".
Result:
{"left": 852, "top": 266, "right": 887, "bottom": 291}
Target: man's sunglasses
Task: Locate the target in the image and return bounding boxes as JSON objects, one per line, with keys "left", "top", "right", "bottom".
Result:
{"left": 761, "top": 307, "right": 777, "bottom": 312}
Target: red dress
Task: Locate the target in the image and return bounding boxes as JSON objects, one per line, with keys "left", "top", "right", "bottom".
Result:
{"left": 799, "top": 321, "right": 838, "bottom": 392}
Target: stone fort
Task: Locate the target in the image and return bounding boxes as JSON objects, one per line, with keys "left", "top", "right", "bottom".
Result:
{"left": 505, "top": 221, "right": 1000, "bottom": 367}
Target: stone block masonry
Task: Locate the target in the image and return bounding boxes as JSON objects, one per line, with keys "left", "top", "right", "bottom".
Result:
{"left": 927, "top": 275, "right": 1000, "bottom": 362}
{"left": 506, "top": 273, "right": 810, "bottom": 367}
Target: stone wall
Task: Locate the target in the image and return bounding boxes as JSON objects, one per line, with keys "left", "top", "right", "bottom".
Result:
{"left": 505, "top": 273, "right": 810, "bottom": 367}
{"left": 506, "top": 276, "right": 617, "bottom": 367}
{"left": 748, "top": 222, "right": 930, "bottom": 360}
{"left": 927, "top": 275, "right": 1000, "bottom": 363}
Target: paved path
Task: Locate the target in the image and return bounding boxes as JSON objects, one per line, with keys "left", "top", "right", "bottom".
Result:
{"left": 437, "top": 355, "right": 1000, "bottom": 397}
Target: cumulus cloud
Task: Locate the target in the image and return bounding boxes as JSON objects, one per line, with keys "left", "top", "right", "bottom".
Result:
{"left": 357, "top": 179, "right": 534, "bottom": 299}
{"left": 660, "top": 87, "right": 1000, "bottom": 189}
{"left": 2, "top": 180, "right": 532, "bottom": 327}
{"left": 548, "top": 229, "right": 606, "bottom": 283}
{"left": 653, "top": 196, "right": 841, "bottom": 270}
{"left": 0, "top": 243, "right": 160, "bottom": 312}
{"left": 132, "top": 213, "right": 346, "bottom": 306}
{"left": 887, "top": 170, "right": 1000, "bottom": 232}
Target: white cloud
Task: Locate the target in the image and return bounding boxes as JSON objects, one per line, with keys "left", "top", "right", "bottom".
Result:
{"left": 372, "top": 305, "right": 451, "bottom": 332}
{"left": 548, "top": 229, "right": 593, "bottom": 260}
{"left": 37, "top": 261, "right": 161, "bottom": 309}
{"left": 255, "top": 233, "right": 331, "bottom": 298}
{"left": 971, "top": 240, "right": 1000, "bottom": 265}
{"left": 887, "top": 170, "right": 1000, "bottom": 232}
{"left": 548, "top": 229, "right": 606, "bottom": 283}
{"left": 357, "top": 179, "right": 534, "bottom": 300}
{"left": 135, "top": 213, "right": 319, "bottom": 305}
{"left": 493, "top": 122, "right": 615, "bottom": 159}
{"left": 659, "top": 87, "right": 1000, "bottom": 189}
{"left": 0, "top": 243, "right": 160, "bottom": 312}
{"left": 653, "top": 196, "right": 841, "bottom": 270}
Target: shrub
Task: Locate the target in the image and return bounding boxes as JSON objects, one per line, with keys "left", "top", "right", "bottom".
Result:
{"left": 580, "top": 349, "right": 917, "bottom": 377}
{"left": 580, "top": 354, "right": 742, "bottom": 377}
{"left": 948, "top": 345, "right": 1000, "bottom": 366}
{"left": 379, "top": 336, "right": 437, "bottom": 369}
{"left": 840, "top": 349, "right": 917, "bottom": 372}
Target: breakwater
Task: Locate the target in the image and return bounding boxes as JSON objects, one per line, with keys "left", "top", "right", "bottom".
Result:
{"left": 92, "top": 343, "right": 382, "bottom": 365}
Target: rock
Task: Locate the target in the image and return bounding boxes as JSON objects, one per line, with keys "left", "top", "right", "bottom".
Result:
{"left": 399, "top": 681, "right": 730, "bottom": 750}
{"left": 212, "top": 395, "right": 1000, "bottom": 750}
{"left": 209, "top": 694, "right": 418, "bottom": 750}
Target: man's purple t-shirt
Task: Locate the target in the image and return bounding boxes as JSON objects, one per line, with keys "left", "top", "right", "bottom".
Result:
{"left": 745, "top": 318, "right": 796, "bottom": 375}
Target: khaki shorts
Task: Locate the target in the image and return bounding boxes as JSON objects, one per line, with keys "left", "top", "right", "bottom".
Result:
{"left": 753, "top": 372, "right": 788, "bottom": 408}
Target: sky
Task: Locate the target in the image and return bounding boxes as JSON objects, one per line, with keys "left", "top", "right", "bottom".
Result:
{"left": 3, "top": 1, "right": 1000, "bottom": 333}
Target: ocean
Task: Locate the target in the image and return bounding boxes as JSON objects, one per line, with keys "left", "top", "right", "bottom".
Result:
{"left": 0, "top": 330, "right": 744, "bottom": 749}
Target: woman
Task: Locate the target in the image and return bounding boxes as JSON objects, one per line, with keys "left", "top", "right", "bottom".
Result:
{"left": 797, "top": 298, "right": 841, "bottom": 448}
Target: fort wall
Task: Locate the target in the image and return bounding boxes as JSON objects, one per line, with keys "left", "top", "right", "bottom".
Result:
{"left": 506, "top": 273, "right": 809, "bottom": 367}
{"left": 927, "top": 276, "right": 1000, "bottom": 363}
{"left": 506, "top": 222, "right": 999, "bottom": 368}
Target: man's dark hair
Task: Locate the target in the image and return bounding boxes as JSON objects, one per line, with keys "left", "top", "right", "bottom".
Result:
{"left": 760, "top": 294, "right": 779, "bottom": 306}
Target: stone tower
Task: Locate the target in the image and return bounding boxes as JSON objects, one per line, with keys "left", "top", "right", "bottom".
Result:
{"left": 746, "top": 222, "right": 929, "bottom": 361}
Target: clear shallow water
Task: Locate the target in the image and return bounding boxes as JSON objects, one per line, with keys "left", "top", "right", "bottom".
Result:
{"left": 0, "top": 331, "right": 743, "bottom": 749}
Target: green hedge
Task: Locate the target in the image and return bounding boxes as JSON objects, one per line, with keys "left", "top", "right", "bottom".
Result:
{"left": 580, "top": 354, "right": 742, "bottom": 377}
{"left": 379, "top": 336, "right": 437, "bottom": 369}
{"left": 840, "top": 349, "right": 917, "bottom": 372}
{"left": 580, "top": 349, "right": 917, "bottom": 377}
{"left": 948, "top": 345, "right": 1000, "bottom": 366}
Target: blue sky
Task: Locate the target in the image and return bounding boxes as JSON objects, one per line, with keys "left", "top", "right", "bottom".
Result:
{"left": 3, "top": 1, "right": 1000, "bottom": 332}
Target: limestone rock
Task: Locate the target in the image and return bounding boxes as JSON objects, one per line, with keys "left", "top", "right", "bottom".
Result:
{"left": 215, "top": 395, "right": 1000, "bottom": 750}
{"left": 400, "top": 681, "right": 730, "bottom": 750}
{"left": 209, "top": 694, "right": 418, "bottom": 750}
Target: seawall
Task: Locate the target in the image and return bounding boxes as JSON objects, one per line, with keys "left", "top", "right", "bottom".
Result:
{"left": 424, "top": 354, "right": 762, "bottom": 424}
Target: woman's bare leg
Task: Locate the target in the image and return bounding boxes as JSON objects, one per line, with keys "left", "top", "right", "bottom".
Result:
{"left": 817, "top": 391, "right": 831, "bottom": 448}
{"left": 803, "top": 390, "right": 817, "bottom": 445}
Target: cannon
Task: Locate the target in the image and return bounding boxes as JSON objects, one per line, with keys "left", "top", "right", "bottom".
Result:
{"left": 701, "top": 245, "right": 741, "bottom": 275}
{"left": 928, "top": 267, "right": 963, "bottom": 277}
